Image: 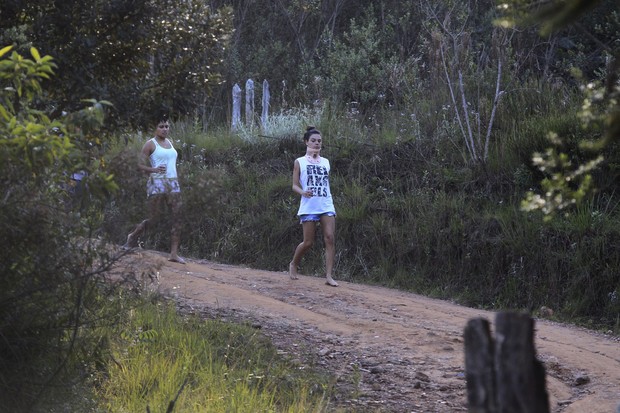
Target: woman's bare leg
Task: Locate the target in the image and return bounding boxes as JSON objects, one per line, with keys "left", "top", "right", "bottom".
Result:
{"left": 124, "top": 219, "right": 147, "bottom": 249}
{"left": 168, "top": 193, "right": 185, "bottom": 263}
{"left": 320, "top": 215, "right": 338, "bottom": 286}
{"left": 123, "top": 196, "right": 163, "bottom": 249}
{"left": 289, "top": 222, "right": 316, "bottom": 279}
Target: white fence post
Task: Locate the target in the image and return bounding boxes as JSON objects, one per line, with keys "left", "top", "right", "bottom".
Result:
{"left": 232, "top": 79, "right": 270, "bottom": 133}
{"left": 232, "top": 83, "right": 241, "bottom": 131}
{"left": 261, "top": 79, "right": 270, "bottom": 131}
{"left": 245, "top": 79, "right": 254, "bottom": 128}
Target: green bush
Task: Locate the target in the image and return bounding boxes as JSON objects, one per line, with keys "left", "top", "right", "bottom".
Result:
{"left": 0, "top": 46, "right": 128, "bottom": 410}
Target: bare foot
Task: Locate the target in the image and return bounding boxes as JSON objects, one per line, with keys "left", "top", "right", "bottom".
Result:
{"left": 168, "top": 256, "right": 186, "bottom": 264}
{"left": 325, "top": 276, "right": 339, "bottom": 287}
{"left": 288, "top": 262, "right": 299, "bottom": 280}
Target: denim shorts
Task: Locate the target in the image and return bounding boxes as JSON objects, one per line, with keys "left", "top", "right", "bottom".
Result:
{"left": 299, "top": 211, "right": 336, "bottom": 223}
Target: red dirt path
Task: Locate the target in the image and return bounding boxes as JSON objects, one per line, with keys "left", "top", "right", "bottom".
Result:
{"left": 120, "top": 250, "right": 620, "bottom": 412}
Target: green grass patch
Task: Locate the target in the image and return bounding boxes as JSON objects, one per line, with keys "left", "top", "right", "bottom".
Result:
{"left": 95, "top": 299, "right": 331, "bottom": 412}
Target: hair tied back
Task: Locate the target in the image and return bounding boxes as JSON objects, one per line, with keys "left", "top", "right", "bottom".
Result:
{"left": 303, "top": 126, "right": 320, "bottom": 141}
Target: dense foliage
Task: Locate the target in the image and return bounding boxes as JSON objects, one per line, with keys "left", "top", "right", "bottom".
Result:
{"left": 2, "top": 0, "right": 617, "bottom": 125}
{"left": 0, "top": 46, "right": 126, "bottom": 410}
{"left": 0, "top": 0, "right": 233, "bottom": 127}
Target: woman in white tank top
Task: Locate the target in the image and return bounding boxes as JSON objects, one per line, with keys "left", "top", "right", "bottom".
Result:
{"left": 123, "top": 116, "right": 185, "bottom": 264}
{"left": 289, "top": 126, "right": 338, "bottom": 287}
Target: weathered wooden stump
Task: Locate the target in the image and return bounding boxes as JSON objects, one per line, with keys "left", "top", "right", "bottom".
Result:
{"left": 464, "top": 312, "right": 549, "bottom": 413}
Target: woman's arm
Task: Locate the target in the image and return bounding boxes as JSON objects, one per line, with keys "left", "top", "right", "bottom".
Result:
{"left": 137, "top": 140, "right": 160, "bottom": 173}
{"left": 292, "top": 159, "right": 312, "bottom": 197}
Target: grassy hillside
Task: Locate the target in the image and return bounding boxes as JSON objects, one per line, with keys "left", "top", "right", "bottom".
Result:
{"left": 106, "top": 82, "right": 619, "bottom": 333}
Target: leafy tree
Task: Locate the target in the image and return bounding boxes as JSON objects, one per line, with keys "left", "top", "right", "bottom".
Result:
{"left": 210, "top": 0, "right": 420, "bottom": 111}
{"left": 295, "top": 0, "right": 425, "bottom": 114}
{"left": 0, "top": 46, "right": 123, "bottom": 411}
{"left": 497, "top": 0, "right": 620, "bottom": 217}
{"left": 0, "top": 0, "right": 233, "bottom": 128}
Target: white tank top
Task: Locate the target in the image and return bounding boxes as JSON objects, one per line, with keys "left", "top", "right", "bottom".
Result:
{"left": 149, "top": 138, "right": 178, "bottom": 179}
{"left": 296, "top": 156, "right": 335, "bottom": 216}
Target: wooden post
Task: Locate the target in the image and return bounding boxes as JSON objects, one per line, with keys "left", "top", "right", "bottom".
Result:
{"left": 464, "top": 312, "right": 549, "bottom": 413}
{"left": 464, "top": 318, "right": 497, "bottom": 413}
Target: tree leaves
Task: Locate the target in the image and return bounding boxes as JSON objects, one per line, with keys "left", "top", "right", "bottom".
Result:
{"left": 499, "top": 0, "right": 620, "bottom": 218}
{"left": 0, "top": 0, "right": 233, "bottom": 127}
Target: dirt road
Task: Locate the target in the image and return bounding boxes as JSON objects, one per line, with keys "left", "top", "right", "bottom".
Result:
{"left": 122, "top": 250, "right": 620, "bottom": 412}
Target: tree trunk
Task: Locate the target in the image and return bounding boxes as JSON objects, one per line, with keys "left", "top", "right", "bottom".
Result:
{"left": 464, "top": 312, "right": 549, "bottom": 413}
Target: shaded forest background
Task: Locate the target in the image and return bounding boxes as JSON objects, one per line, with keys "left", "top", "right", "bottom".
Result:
{"left": 2, "top": 0, "right": 617, "bottom": 127}
{"left": 1, "top": 0, "right": 619, "bottom": 410}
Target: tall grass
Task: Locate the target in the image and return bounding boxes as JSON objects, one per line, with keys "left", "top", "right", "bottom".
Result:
{"left": 95, "top": 299, "right": 331, "bottom": 412}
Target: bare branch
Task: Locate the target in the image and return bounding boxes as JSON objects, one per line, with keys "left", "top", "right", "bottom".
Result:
{"left": 440, "top": 43, "right": 474, "bottom": 158}
{"left": 459, "top": 70, "right": 478, "bottom": 161}
{"left": 484, "top": 58, "right": 504, "bottom": 161}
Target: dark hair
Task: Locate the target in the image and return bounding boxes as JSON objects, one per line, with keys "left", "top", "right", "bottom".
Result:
{"left": 303, "top": 126, "right": 321, "bottom": 142}
{"left": 156, "top": 112, "right": 169, "bottom": 124}
{"left": 149, "top": 105, "right": 171, "bottom": 126}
